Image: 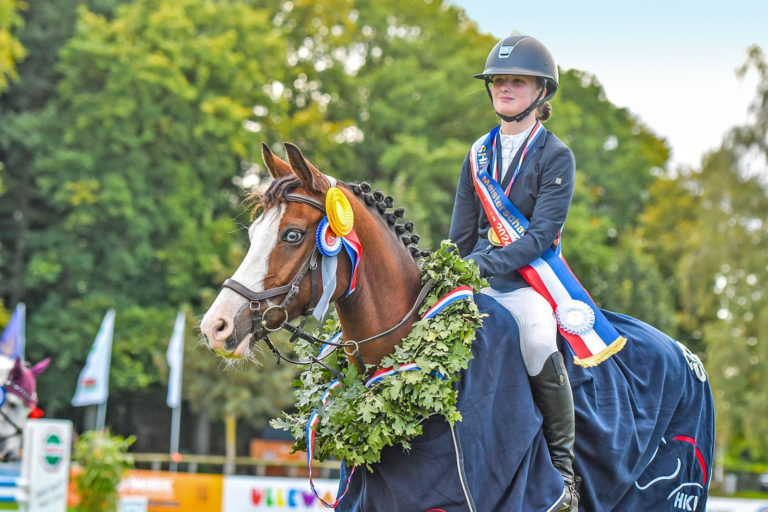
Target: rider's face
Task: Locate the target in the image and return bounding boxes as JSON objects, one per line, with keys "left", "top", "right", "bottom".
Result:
{"left": 491, "top": 75, "right": 542, "bottom": 118}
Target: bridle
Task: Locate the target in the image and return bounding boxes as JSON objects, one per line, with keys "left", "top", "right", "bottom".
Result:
{"left": 219, "top": 190, "right": 433, "bottom": 376}
{"left": 0, "top": 384, "right": 31, "bottom": 444}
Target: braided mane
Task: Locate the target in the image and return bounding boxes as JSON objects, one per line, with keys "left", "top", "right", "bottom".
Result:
{"left": 248, "top": 176, "right": 430, "bottom": 261}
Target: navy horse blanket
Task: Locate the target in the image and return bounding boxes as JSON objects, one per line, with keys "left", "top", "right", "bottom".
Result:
{"left": 336, "top": 293, "right": 714, "bottom": 511}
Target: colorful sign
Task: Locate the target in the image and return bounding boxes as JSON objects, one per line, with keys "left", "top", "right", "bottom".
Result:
{"left": 117, "top": 470, "right": 223, "bottom": 511}
{"left": 222, "top": 476, "right": 340, "bottom": 511}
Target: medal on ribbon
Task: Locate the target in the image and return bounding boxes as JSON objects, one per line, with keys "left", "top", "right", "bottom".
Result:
{"left": 487, "top": 229, "right": 502, "bottom": 246}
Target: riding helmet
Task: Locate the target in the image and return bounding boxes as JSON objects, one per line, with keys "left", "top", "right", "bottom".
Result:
{"left": 475, "top": 35, "right": 559, "bottom": 101}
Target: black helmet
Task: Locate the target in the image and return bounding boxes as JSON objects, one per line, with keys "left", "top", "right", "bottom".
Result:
{"left": 475, "top": 35, "right": 559, "bottom": 101}
{"left": 476, "top": 36, "right": 558, "bottom": 123}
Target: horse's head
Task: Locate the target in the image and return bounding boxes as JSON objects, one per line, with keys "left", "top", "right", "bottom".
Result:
{"left": 201, "top": 142, "right": 424, "bottom": 364}
{"left": 0, "top": 357, "right": 49, "bottom": 461}
{"left": 201, "top": 143, "right": 350, "bottom": 358}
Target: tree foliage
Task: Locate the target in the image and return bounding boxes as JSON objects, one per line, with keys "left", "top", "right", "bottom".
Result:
{"left": 0, "top": 0, "right": 25, "bottom": 95}
{"left": 636, "top": 45, "right": 768, "bottom": 461}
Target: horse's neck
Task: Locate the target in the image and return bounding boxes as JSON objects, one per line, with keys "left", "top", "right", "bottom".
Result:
{"left": 333, "top": 212, "right": 422, "bottom": 366}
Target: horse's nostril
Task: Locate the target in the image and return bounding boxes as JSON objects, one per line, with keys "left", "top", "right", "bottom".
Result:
{"left": 215, "top": 319, "right": 228, "bottom": 334}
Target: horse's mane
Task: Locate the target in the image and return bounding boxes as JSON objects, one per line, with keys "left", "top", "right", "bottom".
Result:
{"left": 247, "top": 175, "right": 429, "bottom": 261}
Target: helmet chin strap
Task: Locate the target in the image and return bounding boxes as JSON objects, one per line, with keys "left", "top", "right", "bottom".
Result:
{"left": 484, "top": 78, "right": 548, "bottom": 123}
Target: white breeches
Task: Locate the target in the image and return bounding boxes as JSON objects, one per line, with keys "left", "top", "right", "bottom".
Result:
{"left": 481, "top": 286, "right": 558, "bottom": 376}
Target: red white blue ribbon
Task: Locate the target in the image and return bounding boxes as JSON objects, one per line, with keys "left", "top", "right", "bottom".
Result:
{"left": 470, "top": 125, "right": 626, "bottom": 367}
{"left": 341, "top": 230, "right": 362, "bottom": 296}
{"left": 305, "top": 286, "right": 474, "bottom": 506}
{"left": 488, "top": 122, "right": 544, "bottom": 196}
{"left": 505, "top": 122, "right": 544, "bottom": 194}
{"left": 422, "top": 286, "right": 474, "bottom": 320}
{"left": 306, "top": 380, "right": 356, "bottom": 508}
{"left": 318, "top": 332, "right": 343, "bottom": 360}
{"left": 364, "top": 362, "right": 421, "bottom": 387}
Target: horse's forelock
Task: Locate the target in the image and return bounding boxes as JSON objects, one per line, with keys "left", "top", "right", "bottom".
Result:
{"left": 246, "top": 175, "right": 304, "bottom": 221}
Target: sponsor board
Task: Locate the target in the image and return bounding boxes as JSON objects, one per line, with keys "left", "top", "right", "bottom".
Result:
{"left": 223, "top": 475, "right": 340, "bottom": 511}
{"left": 117, "top": 469, "right": 223, "bottom": 511}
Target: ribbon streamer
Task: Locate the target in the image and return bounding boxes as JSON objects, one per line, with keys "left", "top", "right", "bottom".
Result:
{"left": 313, "top": 255, "right": 338, "bottom": 321}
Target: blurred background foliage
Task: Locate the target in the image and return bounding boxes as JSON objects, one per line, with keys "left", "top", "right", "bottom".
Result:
{"left": 1, "top": 0, "right": 766, "bottom": 464}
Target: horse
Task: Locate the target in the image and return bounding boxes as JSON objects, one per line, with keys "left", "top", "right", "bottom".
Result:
{"left": 201, "top": 142, "right": 715, "bottom": 511}
{"left": 0, "top": 357, "right": 49, "bottom": 461}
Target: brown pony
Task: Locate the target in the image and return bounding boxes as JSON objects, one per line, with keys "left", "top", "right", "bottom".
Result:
{"left": 201, "top": 142, "right": 424, "bottom": 366}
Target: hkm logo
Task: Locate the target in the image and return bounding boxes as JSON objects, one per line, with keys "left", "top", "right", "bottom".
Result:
{"left": 673, "top": 492, "right": 699, "bottom": 511}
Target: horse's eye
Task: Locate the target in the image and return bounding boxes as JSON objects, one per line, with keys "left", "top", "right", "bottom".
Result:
{"left": 282, "top": 229, "right": 304, "bottom": 244}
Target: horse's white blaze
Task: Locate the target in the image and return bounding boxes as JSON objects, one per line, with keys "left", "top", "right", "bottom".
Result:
{"left": 232, "top": 204, "right": 284, "bottom": 291}
{"left": 201, "top": 205, "right": 284, "bottom": 355}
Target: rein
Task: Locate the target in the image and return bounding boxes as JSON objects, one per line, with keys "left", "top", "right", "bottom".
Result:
{"left": 219, "top": 191, "right": 433, "bottom": 374}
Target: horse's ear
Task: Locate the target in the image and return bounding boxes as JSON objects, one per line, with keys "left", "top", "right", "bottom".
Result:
{"left": 284, "top": 142, "right": 324, "bottom": 193}
{"left": 30, "top": 358, "right": 51, "bottom": 378}
{"left": 261, "top": 143, "right": 292, "bottom": 179}
{"left": 10, "top": 358, "right": 22, "bottom": 379}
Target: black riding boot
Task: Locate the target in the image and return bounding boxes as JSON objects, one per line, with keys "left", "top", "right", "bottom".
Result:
{"left": 529, "top": 352, "right": 580, "bottom": 512}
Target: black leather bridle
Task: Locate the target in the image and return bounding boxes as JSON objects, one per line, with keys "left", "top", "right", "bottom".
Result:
{"left": 218, "top": 190, "right": 433, "bottom": 376}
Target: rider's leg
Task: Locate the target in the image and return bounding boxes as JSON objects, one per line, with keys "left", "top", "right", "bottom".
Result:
{"left": 482, "top": 287, "right": 579, "bottom": 510}
{"left": 530, "top": 352, "right": 579, "bottom": 510}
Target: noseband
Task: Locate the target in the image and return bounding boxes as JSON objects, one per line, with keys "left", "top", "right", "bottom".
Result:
{"left": 218, "top": 190, "right": 434, "bottom": 376}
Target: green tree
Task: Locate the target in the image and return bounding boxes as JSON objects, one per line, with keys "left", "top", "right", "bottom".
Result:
{"left": 0, "top": 0, "right": 25, "bottom": 95}
{"left": 0, "top": 0, "right": 126, "bottom": 309}
{"left": 22, "top": 0, "right": 300, "bottom": 437}
{"left": 701, "top": 46, "right": 768, "bottom": 463}
{"left": 549, "top": 69, "right": 669, "bottom": 232}
{"left": 637, "top": 45, "right": 768, "bottom": 463}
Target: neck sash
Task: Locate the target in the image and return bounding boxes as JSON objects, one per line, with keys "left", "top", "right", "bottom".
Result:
{"left": 470, "top": 125, "right": 626, "bottom": 367}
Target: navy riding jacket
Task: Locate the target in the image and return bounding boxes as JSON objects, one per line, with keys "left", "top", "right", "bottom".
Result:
{"left": 449, "top": 127, "right": 576, "bottom": 292}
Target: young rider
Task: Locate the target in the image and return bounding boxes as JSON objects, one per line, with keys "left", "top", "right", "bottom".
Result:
{"left": 449, "top": 35, "right": 579, "bottom": 511}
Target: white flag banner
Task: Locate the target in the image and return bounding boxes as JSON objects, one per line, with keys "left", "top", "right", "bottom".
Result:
{"left": 72, "top": 309, "right": 115, "bottom": 407}
{"left": 166, "top": 311, "right": 185, "bottom": 408}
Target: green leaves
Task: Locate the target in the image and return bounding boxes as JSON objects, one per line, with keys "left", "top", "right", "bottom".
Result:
{"left": 272, "top": 242, "right": 486, "bottom": 469}
{"left": 0, "top": 0, "right": 26, "bottom": 94}
{"left": 72, "top": 430, "right": 135, "bottom": 512}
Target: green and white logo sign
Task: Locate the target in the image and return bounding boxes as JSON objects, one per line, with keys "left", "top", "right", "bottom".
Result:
{"left": 41, "top": 430, "right": 66, "bottom": 472}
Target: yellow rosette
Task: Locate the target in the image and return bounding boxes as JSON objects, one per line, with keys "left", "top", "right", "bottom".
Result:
{"left": 326, "top": 187, "right": 354, "bottom": 236}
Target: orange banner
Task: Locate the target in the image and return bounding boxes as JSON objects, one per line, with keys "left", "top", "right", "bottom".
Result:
{"left": 118, "top": 470, "right": 223, "bottom": 511}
